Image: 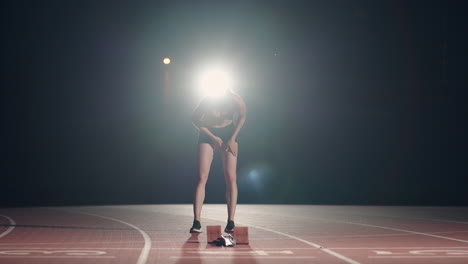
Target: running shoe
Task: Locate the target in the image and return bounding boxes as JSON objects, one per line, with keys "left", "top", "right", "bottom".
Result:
{"left": 224, "top": 220, "right": 235, "bottom": 233}
{"left": 189, "top": 220, "right": 202, "bottom": 233}
{"left": 214, "top": 234, "right": 236, "bottom": 247}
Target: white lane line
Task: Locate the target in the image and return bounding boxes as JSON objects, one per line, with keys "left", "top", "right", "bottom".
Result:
{"left": 170, "top": 256, "right": 317, "bottom": 259}
{"left": 0, "top": 247, "right": 137, "bottom": 250}
{"left": 308, "top": 230, "right": 468, "bottom": 239}
{"left": 319, "top": 219, "right": 468, "bottom": 244}
{"left": 253, "top": 225, "right": 361, "bottom": 264}
{"left": 9, "top": 246, "right": 465, "bottom": 251}
{"left": 0, "top": 256, "right": 115, "bottom": 258}
{"left": 330, "top": 247, "right": 468, "bottom": 250}
{"left": 0, "top": 215, "right": 15, "bottom": 239}
{"left": 250, "top": 230, "right": 468, "bottom": 240}
{"left": 64, "top": 210, "right": 151, "bottom": 264}
{"left": 0, "top": 247, "right": 317, "bottom": 250}
{"left": 0, "top": 241, "right": 145, "bottom": 245}
{"left": 356, "top": 214, "right": 468, "bottom": 225}
{"left": 424, "top": 219, "right": 468, "bottom": 225}
{"left": 0, "top": 241, "right": 142, "bottom": 246}
{"left": 369, "top": 256, "right": 468, "bottom": 258}
{"left": 202, "top": 216, "right": 361, "bottom": 264}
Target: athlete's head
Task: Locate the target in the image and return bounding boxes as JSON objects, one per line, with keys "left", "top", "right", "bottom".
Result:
{"left": 200, "top": 69, "right": 233, "bottom": 98}
{"left": 205, "top": 88, "right": 233, "bottom": 109}
{"left": 206, "top": 86, "right": 228, "bottom": 98}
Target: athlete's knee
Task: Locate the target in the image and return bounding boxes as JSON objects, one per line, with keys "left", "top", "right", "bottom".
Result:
{"left": 224, "top": 175, "right": 237, "bottom": 186}
{"left": 197, "top": 175, "right": 209, "bottom": 185}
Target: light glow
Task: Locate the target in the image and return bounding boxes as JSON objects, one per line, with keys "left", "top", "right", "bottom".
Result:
{"left": 198, "top": 68, "right": 233, "bottom": 98}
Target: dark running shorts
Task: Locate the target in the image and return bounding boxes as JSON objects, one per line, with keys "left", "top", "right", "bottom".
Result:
{"left": 198, "top": 122, "right": 239, "bottom": 144}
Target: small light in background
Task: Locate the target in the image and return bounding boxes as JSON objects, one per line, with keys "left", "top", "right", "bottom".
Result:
{"left": 163, "top": 57, "right": 171, "bottom": 65}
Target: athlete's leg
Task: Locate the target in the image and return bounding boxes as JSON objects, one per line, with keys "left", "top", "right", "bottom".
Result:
{"left": 193, "top": 143, "right": 214, "bottom": 221}
{"left": 221, "top": 142, "right": 238, "bottom": 221}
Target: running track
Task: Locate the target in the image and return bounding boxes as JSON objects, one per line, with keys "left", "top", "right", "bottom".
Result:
{"left": 1, "top": 205, "right": 468, "bottom": 263}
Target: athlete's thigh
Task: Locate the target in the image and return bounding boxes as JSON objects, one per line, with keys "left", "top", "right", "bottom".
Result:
{"left": 198, "top": 143, "right": 215, "bottom": 177}
{"left": 221, "top": 142, "right": 238, "bottom": 178}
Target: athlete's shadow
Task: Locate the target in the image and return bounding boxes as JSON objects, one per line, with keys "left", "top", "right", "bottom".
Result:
{"left": 174, "top": 233, "right": 202, "bottom": 264}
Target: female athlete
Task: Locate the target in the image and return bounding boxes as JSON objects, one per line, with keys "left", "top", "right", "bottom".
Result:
{"left": 190, "top": 88, "right": 247, "bottom": 233}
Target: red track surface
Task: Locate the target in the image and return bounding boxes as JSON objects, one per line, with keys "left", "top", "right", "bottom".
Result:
{"left": 1, "top": 205, "right": 468, "bottom": 264}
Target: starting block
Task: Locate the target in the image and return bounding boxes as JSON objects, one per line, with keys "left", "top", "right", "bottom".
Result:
{"left": 207, "top": 225, "right": 222, "bottom": 243}
{"left": 207, "top": 225, "right": 249, "bottom": 245}
{"left": 233, "top": 226, "right": 249, "bottom": 244}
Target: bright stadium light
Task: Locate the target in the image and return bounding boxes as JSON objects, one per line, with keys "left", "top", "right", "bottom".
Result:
{"left": 163, "top": 57, "right": 171, "bottom": 64}
{"left": 198, "top": 68, "right": 233, "bottom": 98}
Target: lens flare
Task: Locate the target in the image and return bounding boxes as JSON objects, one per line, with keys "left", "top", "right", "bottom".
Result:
{"left": 198, "top": 69, "right": 233, "bottom": 98}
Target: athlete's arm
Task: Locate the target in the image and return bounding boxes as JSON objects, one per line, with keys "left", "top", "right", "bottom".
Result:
{"left": 192, "top": 100, "right": 217, "bottom": 140}
{"left": 229, "top": 93, "right": 247, "bottom": 142}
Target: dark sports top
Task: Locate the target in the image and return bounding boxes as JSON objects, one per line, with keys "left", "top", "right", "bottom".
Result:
{"left": 199, "top": 92, "right": 236, "bottom": 127}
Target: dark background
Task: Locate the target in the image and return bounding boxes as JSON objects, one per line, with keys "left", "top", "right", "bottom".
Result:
{"left": 2, "top": 0, "right": 467, "bottom": 207}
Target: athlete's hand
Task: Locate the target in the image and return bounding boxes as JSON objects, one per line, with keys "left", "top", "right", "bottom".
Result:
{"left": 224, "top": 139, "right": 238, "bottom": 157}
{"left": 212, "top": 136, "right": 224, "bottom": 150}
